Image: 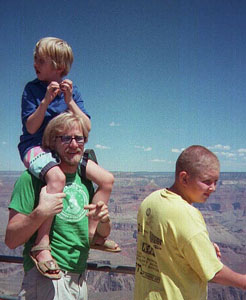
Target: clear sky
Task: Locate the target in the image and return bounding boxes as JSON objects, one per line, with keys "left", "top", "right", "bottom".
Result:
{"left": 1, "top": 0, "right": 246, "bottom": 172}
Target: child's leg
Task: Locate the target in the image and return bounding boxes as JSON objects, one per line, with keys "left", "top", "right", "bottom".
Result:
{"left": 80, "top": 150, "right": 120, "bottom": 251}
{"left": 24, "top": 147, "right": 64, "bottom": 275}
{"left": 32, "top": 166, "right": 65, "bottom": 270}
{"left": 85, "top": 160, "right": 114, "bottom": 239}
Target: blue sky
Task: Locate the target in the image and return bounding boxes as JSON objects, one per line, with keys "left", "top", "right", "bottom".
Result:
{"left": 1, "top": 0, "right": 246, "bottom": 172}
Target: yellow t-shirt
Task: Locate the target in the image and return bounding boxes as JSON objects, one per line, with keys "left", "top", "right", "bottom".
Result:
{"left": 134, "top": 189, "right": 223, "bottom": 300}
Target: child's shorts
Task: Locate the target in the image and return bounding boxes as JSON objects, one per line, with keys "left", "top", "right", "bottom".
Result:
{"left": 23, "top": 146, "right": 60, "bottom": 181}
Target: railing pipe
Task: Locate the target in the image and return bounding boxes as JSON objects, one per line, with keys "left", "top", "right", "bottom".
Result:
{"left": 0, "top": 254, "right": 135, "bottom": 299}
{"left": 0, "top": 255, "right": 135, "bottom": 275}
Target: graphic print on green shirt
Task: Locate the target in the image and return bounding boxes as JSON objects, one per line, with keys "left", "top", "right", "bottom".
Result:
{"left": 57, "top": 176, "right": 90, "bottom": 222}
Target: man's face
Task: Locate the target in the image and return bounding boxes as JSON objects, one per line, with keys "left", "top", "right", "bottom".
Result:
{"left": 54, "top": 124, "right": 85, "bottom": 173}
{"left": 184, "top": 168, "right": 219, "bottom": 204}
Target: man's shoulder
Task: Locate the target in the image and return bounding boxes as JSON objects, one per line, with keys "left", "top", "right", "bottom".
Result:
{"left": 19, "top": 169, "right": 35, "bottom": 179}
{"left": 14, "top": 170, "right": 42, "bottom": 189}
{"left": 10, "top": 170, "right": 42, "bottom": 213}
{"left": 76, "top": 172, "right": 94, "bottom": 198}
{"left": 74, "top": 172, "right": 94, "bottom": 189}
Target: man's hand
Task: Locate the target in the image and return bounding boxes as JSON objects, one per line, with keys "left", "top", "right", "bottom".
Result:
{"left": 44, "top": 81, "right": 60, "bottom": 104}
{"left": 84, "top": 201, "right": 109, "bottom": 223}
{"left": 37, "top": 186, "right": 65, "bottom": 218}
{"left": 60, "top": 79, "right": 73, "bottom": 104}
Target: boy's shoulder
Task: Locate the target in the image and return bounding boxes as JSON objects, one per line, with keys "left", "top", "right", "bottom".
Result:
{"left": 24, "top": 79, "right": 48, "bottom": 94}
{"left": 24, "top": 78, "right": 37, "bottom": 85}
{"left": 25, "top": 78, "right": 45, "bottom": 87}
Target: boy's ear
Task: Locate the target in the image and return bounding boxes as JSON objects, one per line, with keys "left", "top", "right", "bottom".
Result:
{"left": 179, "top": 171, "right": 189, "bottom": 186}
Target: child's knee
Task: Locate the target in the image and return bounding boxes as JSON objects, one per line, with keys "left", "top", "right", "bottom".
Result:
{"left": 107, "top": 172, "right": 114, "bottom": 186}
{"left": 101, "top": 172, "right": 114, "bottom": 191}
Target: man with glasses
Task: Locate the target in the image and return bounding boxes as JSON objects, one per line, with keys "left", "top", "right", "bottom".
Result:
{"left": 5, "top": 112, "right": 112, "bottom": 300}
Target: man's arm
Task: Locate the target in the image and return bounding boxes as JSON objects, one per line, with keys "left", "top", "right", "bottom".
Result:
{"left": 211, "top": 265, "right": 246, "bottom": 290}
{"left": 5, "top": 209, "right": 48, "bottom": 249}
{"left": 5, "top": 186, "right": 65, "bottom": 249}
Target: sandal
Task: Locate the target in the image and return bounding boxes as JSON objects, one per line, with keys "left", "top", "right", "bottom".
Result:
{"left": 30, "top": 245, "right": 61, "bottom": 280}
{"left": 90, "top": 233, "right": 121, "bottom": 253}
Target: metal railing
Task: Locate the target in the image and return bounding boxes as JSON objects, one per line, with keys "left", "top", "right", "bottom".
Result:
{"left": 0, "top": 255, "right": 135, "bottom": 299}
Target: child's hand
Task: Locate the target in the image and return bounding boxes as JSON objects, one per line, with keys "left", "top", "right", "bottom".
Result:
{"left": 84, "top": 201, "right": 109, "bottom": 222}
{"left": 45, "top": 81, "right": 60, "bottom": 104}
{"left": 60, "top": 79, "right": 73, "bottom": 104}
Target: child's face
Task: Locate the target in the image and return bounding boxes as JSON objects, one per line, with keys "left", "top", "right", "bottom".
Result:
{"left": 184, "top": 168, "right": 219, "bottom": 204}
{"left": 34, "top": 54, "right": 62, "bottom": 82}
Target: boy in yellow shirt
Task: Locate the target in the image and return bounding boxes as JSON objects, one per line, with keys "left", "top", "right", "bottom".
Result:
{"left": 134, "top": 145, "right": 246, "bottom": 300}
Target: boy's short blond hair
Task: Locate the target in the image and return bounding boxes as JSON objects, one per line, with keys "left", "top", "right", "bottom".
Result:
{"left": 42, "top": 112, "right": 89, "bottom": 151}
{"left": 34, "top": 37, "right": 73, "bottom": 77}
{"left": 175, "top": 145, "right": 220, "bottom": 178}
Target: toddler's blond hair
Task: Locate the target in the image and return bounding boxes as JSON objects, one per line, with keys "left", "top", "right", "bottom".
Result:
{"left": 34, "top": 37, "right": 73, "bottom": 77}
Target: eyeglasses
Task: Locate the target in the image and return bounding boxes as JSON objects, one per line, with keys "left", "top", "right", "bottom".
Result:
{"left": 56, "top": 135, "right": 85, "bottom": 145}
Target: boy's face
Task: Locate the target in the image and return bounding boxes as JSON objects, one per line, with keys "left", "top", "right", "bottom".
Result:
{"left": 183, "top": 168, "right": 219, "bottom": 204}
{"left": 34, "top": 54, "right": 63, "bottom": 82}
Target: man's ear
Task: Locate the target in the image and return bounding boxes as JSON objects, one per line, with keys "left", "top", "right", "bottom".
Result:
{"left": 179, "top": 171, "right": 189, "bottom": 186}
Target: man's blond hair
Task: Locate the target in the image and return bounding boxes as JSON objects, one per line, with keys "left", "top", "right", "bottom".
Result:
{"left": 42, "top": 112, "right": 89, "bottom": 151}
{"left": 175, "top": 145, "right": 220, "bottom": 178}
{"left": 34, "top": 37, "right": 73, "bottom": 77}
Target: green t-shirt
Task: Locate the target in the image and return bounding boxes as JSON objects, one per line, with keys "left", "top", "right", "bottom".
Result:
{"left": 134, "top": 189, "right": 223, "bottom": 300}
{"left": 9, "top": 170, "right": 94, "bottom": 273}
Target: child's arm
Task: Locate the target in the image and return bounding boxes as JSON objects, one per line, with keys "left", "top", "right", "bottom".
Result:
{"left": 26, "top": 81, "right": 60, "bottom": 134}
{"left": 60, "top": 79, "right": 91, "bottom": 132}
